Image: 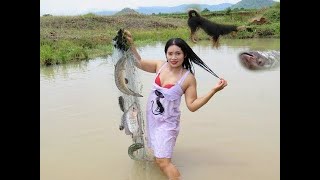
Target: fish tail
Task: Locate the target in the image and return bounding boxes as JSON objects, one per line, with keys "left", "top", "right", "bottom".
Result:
{"left": 128, "top": 143, "right": 144, "bottom": 161}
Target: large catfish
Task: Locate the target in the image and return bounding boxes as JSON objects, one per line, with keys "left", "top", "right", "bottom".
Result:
{"left": 114, "top": 56, "right": 143, "bottom": 97}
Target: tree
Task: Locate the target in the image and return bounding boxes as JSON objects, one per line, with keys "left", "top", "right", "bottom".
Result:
{"left": 202, "top": 8, "right": 210, "bottom": 13}
{"left": 226, "top": 7, "right": 231, "bottom": 15}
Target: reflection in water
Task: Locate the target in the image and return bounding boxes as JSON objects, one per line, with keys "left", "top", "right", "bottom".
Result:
{"left": 221, "top": 38, "right": 280, "bottom": 50}
{"left": 129, "top": 161, "right": 167, "bottom": 180}
{"left": 40, "top": 58, "right": 115, "bottom": 81}
{"left": 40, "top": 39, "right": 280, "bottom": 180}
{"left": 40, "top": 60, "right": 89, "bottom": 80}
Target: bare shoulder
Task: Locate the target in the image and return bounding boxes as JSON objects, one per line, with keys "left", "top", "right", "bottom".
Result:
{"left": 155, "top": 60, "right": 167, "bottom": 72}
{"left": 181, "top": 72, "right": 196, "bottom": 92}
{"left": 140, "top": 59, "right": 164, "bottom": 73}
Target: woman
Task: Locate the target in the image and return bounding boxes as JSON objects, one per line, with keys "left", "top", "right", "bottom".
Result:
{"left": 124, "top": 30, "right": 227, "bottom": 180}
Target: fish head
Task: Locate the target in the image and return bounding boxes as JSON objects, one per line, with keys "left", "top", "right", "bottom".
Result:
{"left": 239, "top": 51, "right": 269, "bottom": 70}
{"left": 128, "top": 102, "right": 139, "bottom": 117}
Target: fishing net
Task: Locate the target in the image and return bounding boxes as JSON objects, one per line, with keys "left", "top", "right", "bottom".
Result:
{"left": 257, "top": 50, "right": 280, "bottom": 68}
{"left": 110, "top": 29, "right": 150, "bottom": 161}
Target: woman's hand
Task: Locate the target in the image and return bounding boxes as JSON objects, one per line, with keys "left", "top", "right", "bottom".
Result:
{"left": 124, "top": 30, "right": 134, "bottom": 46}
{"left": 213, "top": 78, "right": 228, "bottom": 92}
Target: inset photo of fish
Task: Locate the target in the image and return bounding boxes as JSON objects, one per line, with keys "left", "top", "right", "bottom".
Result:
{"left": 238, "top": 50, "right": 280, "bottom": 71}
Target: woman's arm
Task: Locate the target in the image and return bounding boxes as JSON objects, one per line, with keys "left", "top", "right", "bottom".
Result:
{"left": 124, "top": 30, "right": 162, "bottom": 73}
{"left": 184, "top": 75, "right": 228, "bottom": 112}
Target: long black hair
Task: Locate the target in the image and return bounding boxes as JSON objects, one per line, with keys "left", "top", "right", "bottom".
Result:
{"left": 164, "top": 38, "right": 220, "bottom": 79}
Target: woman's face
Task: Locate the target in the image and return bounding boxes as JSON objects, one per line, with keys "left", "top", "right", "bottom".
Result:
{"left": 166, "top": 45, "right": 185, "bottom": 68}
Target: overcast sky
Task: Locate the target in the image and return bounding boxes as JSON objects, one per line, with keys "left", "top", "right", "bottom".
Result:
{"left": 40, "top": 0, "right": 279, "bottom": 16}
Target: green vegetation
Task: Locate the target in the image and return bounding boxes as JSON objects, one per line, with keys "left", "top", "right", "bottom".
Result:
{"left": 40, "top": 3, "right": 280, "bottom": 66}
{"left": 231, "top": 0, "right": 276, "bottom": 9}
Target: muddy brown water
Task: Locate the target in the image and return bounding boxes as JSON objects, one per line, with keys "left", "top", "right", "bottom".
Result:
{"left": 40, "top": 38, "right": 280, "bottom": 180}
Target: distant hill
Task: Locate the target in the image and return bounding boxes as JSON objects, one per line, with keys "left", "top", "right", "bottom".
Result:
{"left": 94, "top": 0, "right": 278, "bottom": 16}
{"left": 94, "top": 3, "right": 233, "bottom": 15}
{"left": 114, "top": 8, "right": 140, "bottom": 15}
{"left": 137, "top": 3, "right": 233, "bottom": 14}
{"left": 231, "top": 0, "right": 277, "bottom": 9}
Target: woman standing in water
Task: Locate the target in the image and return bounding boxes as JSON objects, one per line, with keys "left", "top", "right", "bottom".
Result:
{"left": 124, "top": 30, "right": 227, "bottom": 180}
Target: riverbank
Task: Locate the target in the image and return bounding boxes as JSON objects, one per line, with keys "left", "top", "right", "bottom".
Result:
{"left": 40, "top": 3, "right": 280, "bottom": 66}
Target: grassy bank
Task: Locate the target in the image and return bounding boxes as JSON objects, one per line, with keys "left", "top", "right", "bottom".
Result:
{"left": 40, "top": 3, "right": 280, "bottom": 66}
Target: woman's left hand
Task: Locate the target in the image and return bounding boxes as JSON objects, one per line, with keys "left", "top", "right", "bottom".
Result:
{"left": 213, "top": 78, "right": 228, "bottom": 92}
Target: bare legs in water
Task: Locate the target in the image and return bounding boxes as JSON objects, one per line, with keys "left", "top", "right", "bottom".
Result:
{"left": 155, "top": 157, "right": 181, "bottom": 180}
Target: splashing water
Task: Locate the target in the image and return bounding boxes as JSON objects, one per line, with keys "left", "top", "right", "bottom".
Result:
{"left": 258, "top": 50, "right": 280, "bottom": 68}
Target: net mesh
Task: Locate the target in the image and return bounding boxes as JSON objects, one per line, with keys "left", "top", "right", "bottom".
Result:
{"left": 110, "top": 29, "right": 150, "bottom": 161}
